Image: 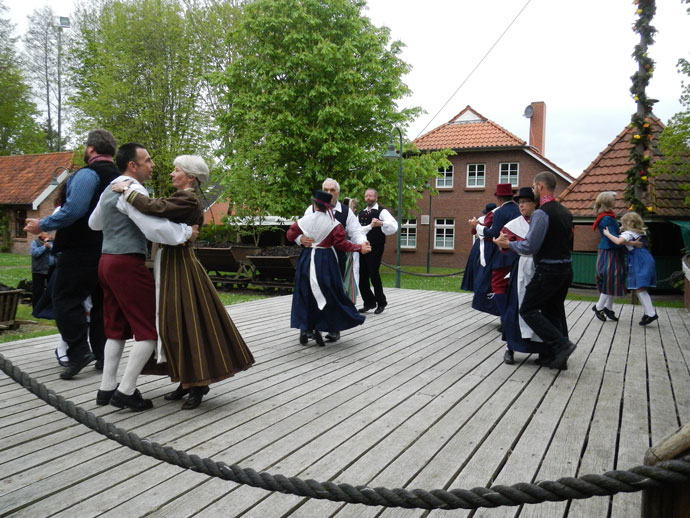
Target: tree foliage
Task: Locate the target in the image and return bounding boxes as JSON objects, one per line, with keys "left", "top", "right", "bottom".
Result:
{"left": 213, "top": 0, "right": 449, "bottom": 222}
{"left": 69, "top": 0, "right": 233, "bottom": 194}
{"left": 0, "top": 1, "right": 47, "bottom": 155}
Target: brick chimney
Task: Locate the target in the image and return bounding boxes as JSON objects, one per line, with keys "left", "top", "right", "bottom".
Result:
{"left": 528, "top": 101, "right": 546, "bottom": 154}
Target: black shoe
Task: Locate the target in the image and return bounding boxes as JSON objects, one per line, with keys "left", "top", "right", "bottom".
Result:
{"left": 591, "top": 305, "right": 606, "bottom": 322}
{"left": 603, "top": 308, "right": 618, "bottom": 321}
{"left": 549, "top": 340, "right": 577, "bottom": 369}
{"left": 59, "top": 353, "right": 95, "bottom": 380}
{"left": 96, "top": 384, "right": 118, "bottom": 406}
{"left": 314, "top": 331, "right": 325, "bottom": 347}
{"left": 503, "top": 349, "right": 515, "bottom": 365}
{"left": 374, "top": 304, "right": 387, "bottom": 315}
{"left": 182, "top": 386, "right": 210, "bottom": 410}
{"left": 164, "top": 384, "right": 190, "bottom": 401}
{"left": 535, "top": 354, "right": 553, "bottom": 367}
{"left": 95, "top": 359, "right": 104, "bottom": 371}
{"left": 111, "top": 389, "right": 153, "bottom": 411}
{"left": 358, "top": 305, "right": 375, "bottom": 313}
{"left": 299, "top": 331, "right": 309, "bottom": 345}
{"left": 325, "top": 331, "right": 340, "bottom": 342}
{"left": 639, "top": 314, "right": 658, "bottom": 326}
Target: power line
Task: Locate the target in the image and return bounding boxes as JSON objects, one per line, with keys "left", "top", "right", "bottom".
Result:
{"left": 414, "top": 0, "right": 533, "bottom": 140}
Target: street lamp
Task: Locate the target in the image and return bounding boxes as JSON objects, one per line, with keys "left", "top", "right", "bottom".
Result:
{"left": 425, "top": 182, "right": 433, "bottom": 273}
{"left": 54, "top": 16, "right": 70, "bottom": 151}
{"left": 383, "top": 127, "right": 403, "bottom": 288}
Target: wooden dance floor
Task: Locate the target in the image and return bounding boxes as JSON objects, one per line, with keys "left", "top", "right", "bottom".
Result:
{"left": 1, "top": 289, "right": 689, "bottom": 517}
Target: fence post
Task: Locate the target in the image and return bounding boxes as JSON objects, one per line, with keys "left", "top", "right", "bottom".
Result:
{"left": 642, "top": 421, "right": 690, "bottom": 518}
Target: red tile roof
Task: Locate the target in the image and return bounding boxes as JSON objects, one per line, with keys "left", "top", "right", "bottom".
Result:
{"left": 559, "top": 117, "right": 690, "bottom": 218}
{"left": 414, "top": 106, "right": 527, "bottom": 151}
{"left": 413, "top": 105, "right": 575, "bottom": 183}
{"left": 0, "top": 152, "right": 77, "bottom": 205}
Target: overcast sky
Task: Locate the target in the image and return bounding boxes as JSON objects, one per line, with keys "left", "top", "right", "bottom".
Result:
{"left": 6, "top": 0, "right": 690, "bottom": 177}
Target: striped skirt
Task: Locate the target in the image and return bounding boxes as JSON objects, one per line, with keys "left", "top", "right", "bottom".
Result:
{"left": 158, "top": 244, "right": 255, "bottom": 388}
{"left": 596, "top": 248, "right": 627, "bottom": 296}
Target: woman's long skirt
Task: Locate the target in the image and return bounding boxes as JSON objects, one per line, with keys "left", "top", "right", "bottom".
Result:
{"left": 291, "top": 248, "right": 365, "bottom": 333}
{"left": 596, "top": 248, "right": 627, "bottom": 296}
{"left": 158, "top": 245, "right": 255, "bottom": 388}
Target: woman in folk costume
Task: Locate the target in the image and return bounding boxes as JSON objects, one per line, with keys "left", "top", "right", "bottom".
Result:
{"left": 112, "top": 155, "right": 254, "bottom": 409}
{"left": 497, "top": 187, "right": 550, "bottom": 365}
{"left": 461, "top": 202, "right": 496, "bottom": 293}
{"left": 287, "top": 190, "right": 372, "bottom": 346}
{"left": 467, "top": 204, "right": 500, "bottom": 316}
{"left": 592, "top": 191, "right": 627, "bottom": 322}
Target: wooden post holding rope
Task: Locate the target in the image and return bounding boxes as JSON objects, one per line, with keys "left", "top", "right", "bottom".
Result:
{"left": 642, "top": 421, "right": 690, "bottom": 517}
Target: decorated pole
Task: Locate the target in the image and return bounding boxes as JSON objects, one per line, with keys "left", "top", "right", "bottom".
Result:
{"left": 626, "top": 0, "right": 657, "bottom": 214}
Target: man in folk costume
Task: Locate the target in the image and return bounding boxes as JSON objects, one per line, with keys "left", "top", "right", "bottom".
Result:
{"left": 88, "top": 143, "right": 198, "bottom": 410}
{"left": 295, "top": 178, "right": 367, "bottom": 342}
{"left": 287, "top": 190, "right": 371, "bottom": 346}
{"left": 469, "top": 183, "right": 520, "bottom": 323}
{"left": 494, "top": 171, "right": 576, "bottom": 370}
{"left": 463, "top": 203, "right": 500, "bottom": 316}
{"left": 497, "top": 187, "right": 549, "bottom": 365}
{"left": 357, "top": 188, "right": 399, "bottom": 314}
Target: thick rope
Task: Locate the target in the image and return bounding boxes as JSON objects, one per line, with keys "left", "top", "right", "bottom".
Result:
{"left": 2, "top": 354, "right": 689, "bottom": 510}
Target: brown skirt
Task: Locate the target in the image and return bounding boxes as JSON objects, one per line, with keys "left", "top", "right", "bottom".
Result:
{"left": 157, "top": 245, "right": 255, "bottom": 388}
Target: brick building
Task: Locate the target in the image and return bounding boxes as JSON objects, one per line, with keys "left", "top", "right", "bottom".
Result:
{"left": 0, "top": 152, "right": 76, "bottom": 254}
{"left": 382, "top": 103, "right": 574, "bottom": 269}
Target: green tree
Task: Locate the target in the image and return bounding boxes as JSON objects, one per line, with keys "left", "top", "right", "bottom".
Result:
{"left": 213, "top": 0, "right": 448, "bottom": 222}
{"left": 69, "top": 0, "right": 228, "bottom": 194}
{"left": 0, "top": 1, "right": 47, "bottom": 155}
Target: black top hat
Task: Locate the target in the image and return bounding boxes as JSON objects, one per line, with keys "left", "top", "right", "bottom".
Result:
{"left": 482, "top": 202, "right": 497, "bottom": 215}
{"left": 313, "top": 190, "right": 333, "bottom": 207}
{"left": 513, "top": 186, "right": 536, "bottom": 203}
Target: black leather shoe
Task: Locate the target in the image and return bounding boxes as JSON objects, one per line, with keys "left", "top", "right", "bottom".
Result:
{"left": 591, "top": 305, "right": 606, "bottom": 322}
{"left": 164, "top": 384, "right": 190, "bottom": 401}
{"left": 503, "top": 349, "right": 515, "bottom": 365}
{"left": 374, "top": 304, "right": 387, "bottom": 314}
{"left": 325, "top": 331, "right": 340, "bottom": 342}
{"left": 358, "top": 305, "right": 375, "bottom": 313}
{"left": 96, "top": 384, "right": 118, "bottom": 406}
{"left": 59, "top": 353, "right": 95, "bottom": 380}
{"left": 182, "top": 386, "right": 210, "bottom": 410}
{"left": 299, "top": 331, "right": 309, "bottom": 344}
{"left": 603, "top": 308, "right": 618, "bottom": 321}
{"left": 314, "top": 331, "right": 325, "bottom": 347}
{"left": 639, "top": 313, "right": 658, "bottom": 326}
{"left": 110, "top": 389, "right": 153, "bottom": 411}
{"left": 535, "top": 354, "right": 553, "bottom": 366}
{"left": 549, "top": 340, "right": 577, "bottom": 369}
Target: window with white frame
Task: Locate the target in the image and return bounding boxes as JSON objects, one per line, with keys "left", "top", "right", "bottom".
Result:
{"left": 466, "top": 163, "right": 486, "bottom": 188}
{"left": 401, "top": 219, "right": 417, "bottom": 248}
{"left": 434, "top": 218, "right": 454, "bottom": 249}
{"left": 499, "top": 162, "right": 519, "bottom": 186}
{"left": 436, "top": 165, "right": 453, "bottom": 188}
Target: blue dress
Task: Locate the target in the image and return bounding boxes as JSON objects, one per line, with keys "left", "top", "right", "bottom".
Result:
{"left": 623, "top": 232, "right": 657, "bottom": 290}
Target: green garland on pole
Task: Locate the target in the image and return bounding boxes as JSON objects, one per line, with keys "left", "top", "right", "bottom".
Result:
{"left": 626, "top": 0, "right": 657, "bottom": 214}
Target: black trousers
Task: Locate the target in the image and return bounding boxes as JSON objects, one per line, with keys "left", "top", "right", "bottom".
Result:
{"left": 31, "top": 271, "right": 50, "bottom": 310}
{"left": 52, "top": 249, "right": 106, "bottom": 363}
{"left": 359, "top": 243, "right": 386, "bottom": 308}
{"left": 519, "top": 262, "right": 572, "bottom": 348}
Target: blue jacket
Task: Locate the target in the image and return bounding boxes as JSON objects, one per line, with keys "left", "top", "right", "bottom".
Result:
{"left": 596, "top": 215, "right": 624, "bottom": 250}
{"left": 482, "top": 201, "right": 520, "bottom": 270}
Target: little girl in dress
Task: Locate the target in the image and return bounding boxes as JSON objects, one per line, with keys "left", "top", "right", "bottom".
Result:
{"left": 603, "top": 212, "right": 658, "bottom": 325}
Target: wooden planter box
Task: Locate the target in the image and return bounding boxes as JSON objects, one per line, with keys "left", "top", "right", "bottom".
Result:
{"left": 0, "top": 289, "right": 23, "bottom": 331}
{"left": 194, "top": 246, "right": 261, "bottom": 289}
{"left": 246, "top": 255, "right": 299, "bottom": 291}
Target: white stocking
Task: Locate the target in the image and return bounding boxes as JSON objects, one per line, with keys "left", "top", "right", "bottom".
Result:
{"left": 596, "top": 293, "right": 612, "bottom": 311}
{"left": 118, "top": 339, "right": 155, "bottom": 396}
{"left": 637, "top": 290, "right": 655, "bottom": 316}
{"left": 100, "top": 339, "right": 125, "bottom": 391}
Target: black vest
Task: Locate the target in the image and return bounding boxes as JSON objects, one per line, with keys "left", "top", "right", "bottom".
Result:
{"left": 52, "top": 160, "right": 120, "bottom": 253}
{"left": 358, "top": 206, "right": 386, "bottom": 245}
{"left": 534, "top": 200, "right": 573, "bottom": 263}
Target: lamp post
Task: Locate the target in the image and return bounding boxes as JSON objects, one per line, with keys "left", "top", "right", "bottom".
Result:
{"left": 54, "top": 17, "right": 70, "bottom": 151}
{"left": 426, "top": 183, "right": 433, "bottom": 273}
{"left": 383, "top": 127, "right": 403, "bottom": 288}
